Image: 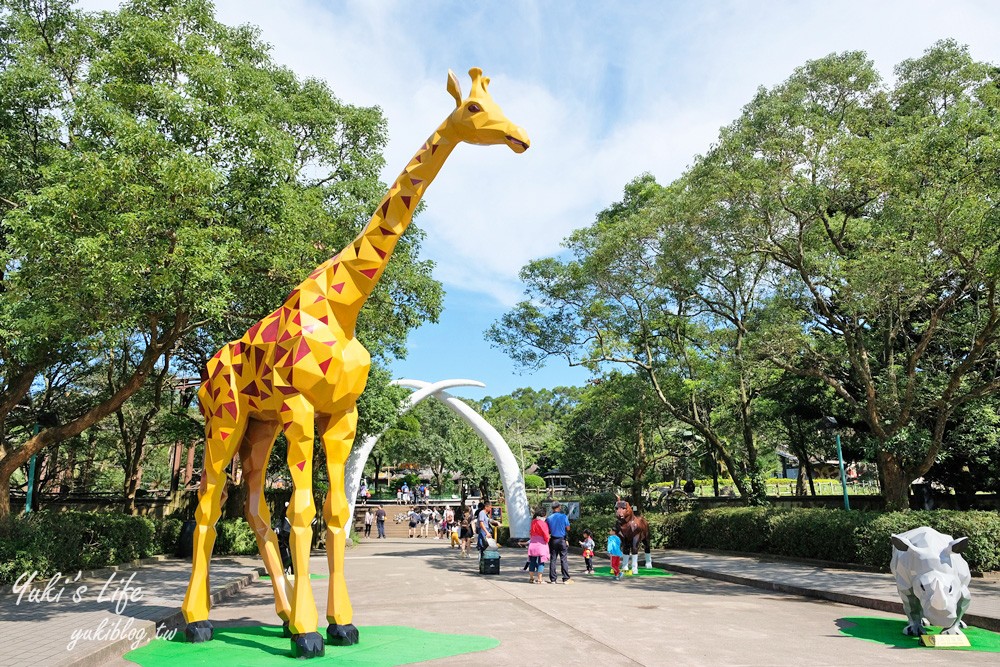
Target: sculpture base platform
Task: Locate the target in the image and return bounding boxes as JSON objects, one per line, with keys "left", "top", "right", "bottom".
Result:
{"left": 838, "top": 616, "right": 1000, "bottom": 652}
{"left": 592, "top": 566, "right": 673, "bottom": 578}
{"left": 124, "top": 624, "right": 499, "bottom": 666}
{"left": 921, "top": 633, "right": 971, "bottom": 648}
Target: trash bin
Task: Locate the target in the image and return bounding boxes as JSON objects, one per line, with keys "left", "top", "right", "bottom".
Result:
{"left": 479, "top": 549, "right": 500, "bottom": 575}
{"left": 177, "top": 519, "right": 196, "bottom": 558}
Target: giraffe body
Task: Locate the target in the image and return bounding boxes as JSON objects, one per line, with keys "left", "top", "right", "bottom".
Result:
{"left": 181, "top": 68, "right": 529, "bottom": 659}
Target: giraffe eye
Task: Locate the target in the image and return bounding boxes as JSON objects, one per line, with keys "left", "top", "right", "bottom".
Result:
{"left": 467, "top": 103, "right": 482, "bottom": 113}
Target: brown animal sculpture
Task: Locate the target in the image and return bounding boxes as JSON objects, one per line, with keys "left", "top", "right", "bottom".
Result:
{"left": 180, "top": 68, "right": 529, "bottom": 659}
{"left": 614, "top": 499, "right": 652, "bottom": 575}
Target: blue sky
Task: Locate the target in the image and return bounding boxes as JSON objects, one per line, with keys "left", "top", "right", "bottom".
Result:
{"left": 83, "top": 1, "right": 1000, "bottom": 398}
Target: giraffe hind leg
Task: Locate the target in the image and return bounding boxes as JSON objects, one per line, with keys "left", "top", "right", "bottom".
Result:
{"left": 319, "top": 408, "right": 359, "bottom": 646}
{"left": 238, "top": 418, "right": 294, "bottom": 626}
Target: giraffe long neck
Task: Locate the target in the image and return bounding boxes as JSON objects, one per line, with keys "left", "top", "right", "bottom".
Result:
{"left": 306, "top": 122, "right": 457, "bottom": 333}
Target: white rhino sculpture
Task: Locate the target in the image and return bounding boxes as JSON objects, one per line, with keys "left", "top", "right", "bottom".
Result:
{"left": 890, "top": 526, "right": 971, "bottom": 637}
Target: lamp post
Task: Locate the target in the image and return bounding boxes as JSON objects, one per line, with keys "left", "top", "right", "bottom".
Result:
{"left": 820, "top": 416, "right": 850, "bottom": 510}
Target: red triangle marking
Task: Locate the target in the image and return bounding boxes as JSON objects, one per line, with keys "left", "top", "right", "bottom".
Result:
{"left": 414, "top": 154, "right": 422, "bottom": 163}
{"left": 380, "top": 200, "right": 390, "bottom": 217}
{"left": 280, "top": 402, "right": 291, "bottom": 411}
{"left": 332, "top": 283, "right": 345, "bottom": 294}
{"left": 223, "top": 402, "right": 238, "bottom": 419}
{"left": 379, "top": 227, "right": 395, "bottom": 236}
{"left": 410, "top": 178, "right": 422, "bottom": 186}
{"left": 322, "top": 339, "right": 337, "bottom": 347}
{"left": 319, "top": 358, "right": 332, "bottom": 375}
{"left": 314, "top": 294, "right": 325, "bottom": 303}
{"left": 278, "top": 329, "right": 293, "bottom": 343}
{"left": 292, "top": 312, "right": 302, "bottom": 325}
{"left": 431, "top": 144, "right": 438, "bottom": 154}
{"left": 232, "top": 341, "right": 242, "bottom": 356}
{"left": 246, "top": 320, "right": 262, "bottom": 341}
{"left": 231, "top": 364, "right": 242, "bottom": 376}
{"left": 221, "top": 431, "right": 231, "bottom": 440}
{"left": 318, "top": 315, "right": 329, "bottom": 324}
{"left": 401, "top": 196, "right": 411, "bottom": 209}
{"left": 374, "top": 247, "right": 387, "bottom": 259}
{"left": 360, "top": 268, "right": 378, "bottom": 279}
{"left": 261, "top": 318, "right": 280, "bottom": 343}
{"left": 294, "top": 338, "right": 311, "bottom": 364}
{"left": 296, "top": 460, "right": 306, "bottom": 472}
{"left": 254, "top": 347, "right": 265, "bottom": 368}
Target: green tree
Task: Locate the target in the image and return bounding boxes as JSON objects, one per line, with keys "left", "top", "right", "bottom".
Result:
{"left": 712, "top": 42, "right": 1000, "bottom": 509}
{"left": 488, "top": 174, "right": 773, "bottom": 503}
{"left": 562, "top": 373, "right": 676, "bottom": 512}
{"left": 0, "top": 0, "right": 440, "bottom": 518}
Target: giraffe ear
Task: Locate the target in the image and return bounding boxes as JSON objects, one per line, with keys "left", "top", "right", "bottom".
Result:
{"left": 447, "top": 70, "right": 462, "bottom": 107}
{"left": 483, "top": 76, "right": 490, "bottom": 90}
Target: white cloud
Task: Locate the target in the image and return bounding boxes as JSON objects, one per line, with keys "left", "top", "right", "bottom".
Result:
{"left": 76, "top": 0, "right": 1000, "bottom": 309}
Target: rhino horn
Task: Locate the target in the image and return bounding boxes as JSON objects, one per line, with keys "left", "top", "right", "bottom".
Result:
{"left": 948, "top": 536, "right": 970, "bottom": 554}
{"left": 891, "top": 534, "right": 915, "bottom": 552}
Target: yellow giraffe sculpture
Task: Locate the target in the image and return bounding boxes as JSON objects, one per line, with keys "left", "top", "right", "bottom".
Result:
{"left": 181, "top": 68, "right": 529, "bottom": 658}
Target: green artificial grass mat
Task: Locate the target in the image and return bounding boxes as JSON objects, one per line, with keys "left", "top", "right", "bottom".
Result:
{"left": 838, "top": 616, "right": 1000, "bottom": 652}
{"left": 260, "top": 573, "right": 328, "bottom": 581}
{"left": 123, "top": 625, "right": 500, "bottom": 666}
{"left": 592, "top": 565, "right": 673, "bottom": 578}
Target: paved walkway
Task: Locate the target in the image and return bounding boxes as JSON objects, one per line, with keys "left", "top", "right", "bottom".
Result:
{"left": 2, "top": 540, "right": 1000, "bottom": 666}
{"left": 647, "top": 548, "right": 1000, "bottom": 632}
{"left": 0, "top": 556, "right": 263, "bottom": 667}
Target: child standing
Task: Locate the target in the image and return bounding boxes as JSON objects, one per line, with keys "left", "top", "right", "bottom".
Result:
{"left": 527, "top": 508, "right": 551, "bottom": 584}
{"left": 579, "top": 529, "right": 595, "bottom": 574}
{"left": 607, "top": 528, "right": 624, "bottom": 580}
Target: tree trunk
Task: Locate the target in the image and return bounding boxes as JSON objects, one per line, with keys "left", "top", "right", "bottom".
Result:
{"left": 0, "top": 328, "right": 176, "bottom": 521}
{"left": 879, "top": 451, "right": 910, "bottom": 511}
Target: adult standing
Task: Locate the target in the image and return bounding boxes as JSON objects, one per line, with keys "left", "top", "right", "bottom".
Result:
{"left": 375, "top": 505, "right": 386, "bottom": 539}
{"left": 477, "top": 500, "right": 497, "bottom": 555}
{"left": 546, "top": 501, "right": 573, "bottom": 584}
{"left": 363, "top": 507, "right": 374, "bottom": 538}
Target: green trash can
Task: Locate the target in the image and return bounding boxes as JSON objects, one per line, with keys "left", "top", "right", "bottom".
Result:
{"left": 479, "top": 550, "right": 500, "bottom": 575}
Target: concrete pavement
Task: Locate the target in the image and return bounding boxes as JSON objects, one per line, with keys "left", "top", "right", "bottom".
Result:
{"left": 5, "top": 538, "right": 1000, "bottom": 666}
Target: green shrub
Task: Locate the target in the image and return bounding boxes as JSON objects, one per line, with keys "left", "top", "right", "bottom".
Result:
{"left": 157, "top": 518, "right": 184, "bottom": 555}
{"left": 0, "top": 510, "right": 159, "bottom": 584}
{"left": 654, "top": 507, "right": 1000, "bottom": 573}
{"left": 579, "top": 492, "right": 619, "bottom": 515}
{"left": 523, "top": 474, "right": 545, "bottom": 490}
{"left": 214, "top": 518, "right": 258, "bottom": 555}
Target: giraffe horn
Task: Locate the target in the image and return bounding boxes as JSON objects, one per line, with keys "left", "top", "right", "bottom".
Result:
{"left": 447, "top": 70, "right": 462, "bottom": 107}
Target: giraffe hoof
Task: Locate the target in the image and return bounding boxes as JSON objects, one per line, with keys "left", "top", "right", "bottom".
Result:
{"left": 291, "top": 632, "right": 325, "bottom": 658}
{"left": 282, "top": 621, "right": 292, "bottom": 638}
{"left": 327, "top": 623, "right": 359, "bottom": 646}
{"left": 185, "top": 620, "right": 214, "bottom": 643}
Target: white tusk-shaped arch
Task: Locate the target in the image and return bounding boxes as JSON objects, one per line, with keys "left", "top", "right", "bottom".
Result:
{"left": 344, "top": 378, "right": 531, "bottom": 539}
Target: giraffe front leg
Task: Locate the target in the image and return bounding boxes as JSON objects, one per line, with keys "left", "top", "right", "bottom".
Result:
{"left": 319, "top": 408, "right": 360, "bottom": 647}
{"left": 182, "top": 423, "right": 245, "bottom": 642}
{"left": 282, "top": 395, "right": 324, "bottom": 659}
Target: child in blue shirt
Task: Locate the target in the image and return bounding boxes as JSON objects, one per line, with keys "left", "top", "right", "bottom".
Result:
{"left": 607, "top": 528, "right": 624, "bottom": 580}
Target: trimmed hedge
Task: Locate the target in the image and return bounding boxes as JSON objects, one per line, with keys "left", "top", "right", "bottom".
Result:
{"left": 0, "top": 510, "right": 158, "bottom": 584}
{"left": 655, "top": 507, "right": 1000, "bottom": 573}
{"left": 0, "top": 511, "right": 265, "bottom": 583}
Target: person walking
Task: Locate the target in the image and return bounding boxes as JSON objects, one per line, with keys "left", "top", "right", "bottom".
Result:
{"left": 459, "top": 511, "right": 473, "bottom": 557}
{"left": 527, "top": 507, "right": 550, "bottom": 584}
{"left": 363, "top": 508, "right": 374, "bottom": 538}
{"left": 546, "top": 501, "right": 573, "bottom": 584}
{"left": 375, "top": 505, "right": 386, "bottom": 539}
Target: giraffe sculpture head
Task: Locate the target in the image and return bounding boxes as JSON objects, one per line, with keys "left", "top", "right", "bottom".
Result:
{"left": 444, "top": 67, "right": 530, "bottom": 153}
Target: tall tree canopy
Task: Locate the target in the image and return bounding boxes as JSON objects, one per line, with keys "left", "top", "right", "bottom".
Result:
{"left": 491, "top": 40, "right": 1000, "bottom": 510}
{"left": 0, "top": 0, "right": 441, "bottom": 517}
